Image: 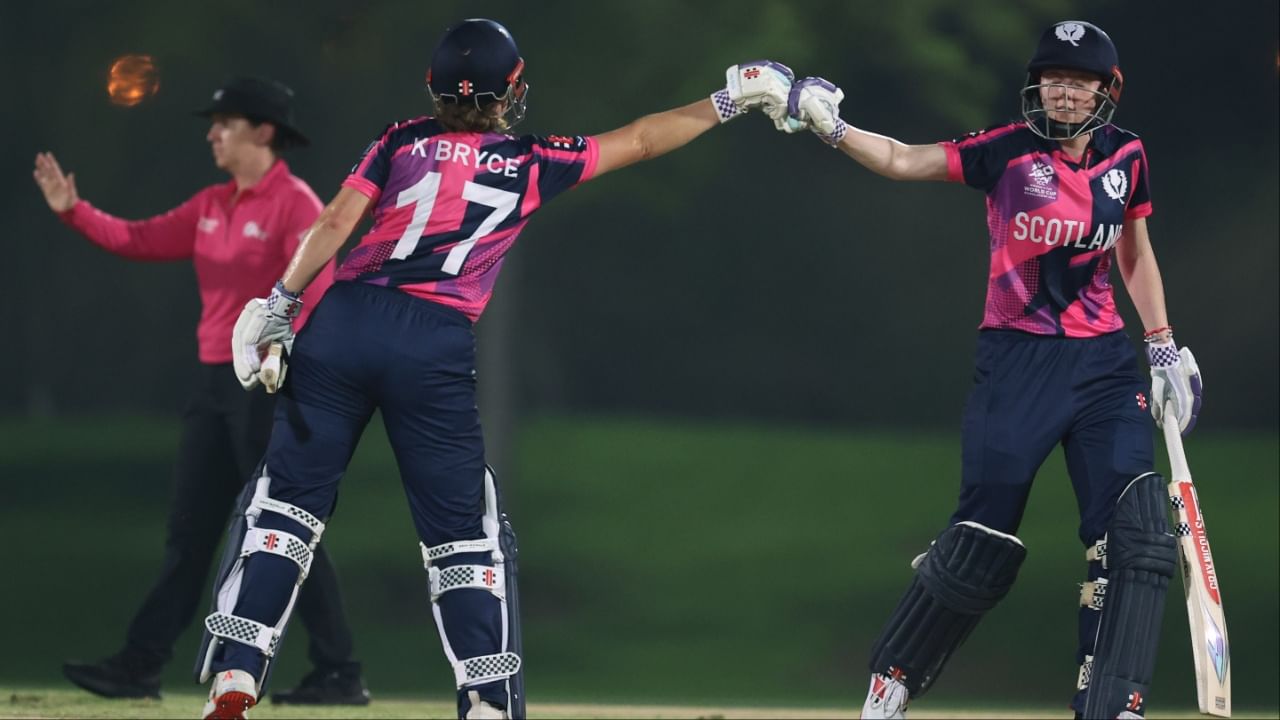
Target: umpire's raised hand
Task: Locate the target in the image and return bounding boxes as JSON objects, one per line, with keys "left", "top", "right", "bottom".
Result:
{"left": 33, "top": 152, "right": 80, "bottom": 213}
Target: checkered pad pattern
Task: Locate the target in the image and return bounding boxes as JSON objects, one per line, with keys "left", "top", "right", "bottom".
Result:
{"left": 460, "top": 652, "right": 522, "bottom": 686}
{"left": 256, "top": 497, "right": 324, "bottom": 535}
{"left": 431, "top": 564, "right": 503, "bottom": 601}
{"left": 1079, "top": 578, "right": 1108, "bottom": 611}
{"left": 711, "top": 89, "right": 743, "bottom": 123}
{"left": 205, "top": 612, "right": 280, "bottom": 656}
{"left": 241, "top": 528, "right": 314, "bottom": 577}
{"left": 1077, "top": 655, "right": 1094, "bottom": 690}
{"left": 439, "top": 565, "right": 478, "bottom": 589}
{"left": 422, "top": 539, "right": 495, "bottom": 566}
{"left": 1147, "top": 343, "right": 1180, "bottom": 367}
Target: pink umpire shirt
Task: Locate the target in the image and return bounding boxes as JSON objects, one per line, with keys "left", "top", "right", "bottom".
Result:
{"left": 58, "top": 160, "right": 336, "bottom": 364}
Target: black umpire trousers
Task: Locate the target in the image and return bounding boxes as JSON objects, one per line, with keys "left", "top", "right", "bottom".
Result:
{"left": 121, "top": 363, "right": 356, "bottom": 674}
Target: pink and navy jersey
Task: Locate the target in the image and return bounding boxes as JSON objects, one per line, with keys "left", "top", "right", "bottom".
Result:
{"left": 337, "top": 116, "right": 599, "bottom": 321}
{"left": 941, "top": 122, "right": 1153, "bottom": 337}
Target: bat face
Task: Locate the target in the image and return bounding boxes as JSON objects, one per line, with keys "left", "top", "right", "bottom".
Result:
{"left": 1168, "top": 477, "right": 1231, "bottom": 716}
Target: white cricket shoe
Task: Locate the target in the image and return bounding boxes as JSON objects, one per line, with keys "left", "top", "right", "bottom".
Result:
{"left": 464, "top": 689, "right": 508, "bottom": 719}
{"left": 202, "top": 669, "right": 257, "bottom": 720}
{"left": 861, "top": 670, "right": 910, "bottom": 719}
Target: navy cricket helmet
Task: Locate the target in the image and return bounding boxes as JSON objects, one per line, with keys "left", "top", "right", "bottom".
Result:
{"left": 1021, "top": 21, "right": 1123, "bottom": 140}
{"left": 427, "top": 19, "right": 529, "bottom": 127}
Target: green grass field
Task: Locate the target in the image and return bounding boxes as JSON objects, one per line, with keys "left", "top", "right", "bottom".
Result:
{"left": 1, "top": 414, "right": 1276, "bottom": 715}
{"left": 5, "top": 687, "right": 1279, "bottom": 719}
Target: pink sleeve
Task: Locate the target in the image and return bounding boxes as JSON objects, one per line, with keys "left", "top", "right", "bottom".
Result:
{"left": 579, "top": 136, "right": 600, "bottom": 184}
{"left": 58, "top": 191, "right": 204, "bottom": 262}
{"left": 940, "top": 141, "right": 964, "bottom": 184}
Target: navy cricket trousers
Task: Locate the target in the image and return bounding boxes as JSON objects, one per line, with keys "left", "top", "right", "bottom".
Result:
{"left": 215, "top": 281, "right": 502, "bottom": 692}
{"left": 951, "top": 329, "right": 1154, "bottom": 544}
{"left": 949, "top": 329, "right": 1154, "bottom": 704}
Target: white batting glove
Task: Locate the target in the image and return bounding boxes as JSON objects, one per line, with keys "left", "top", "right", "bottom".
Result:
{"left": 787, "top": 77, "right": 848, "bottom": 145}
{"left": 1148, "top": 341, "right": 1203, "bottom": 436}
{"left": 711, "top": 60, "right": 803, "bottom": 132}
{"left": 231, "top": 281, "right": 302, "bottom": 391}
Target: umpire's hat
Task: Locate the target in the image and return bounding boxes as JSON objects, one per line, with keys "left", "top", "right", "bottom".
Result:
{"left": 196, "top": 76, "right": 309, "bottom": 148}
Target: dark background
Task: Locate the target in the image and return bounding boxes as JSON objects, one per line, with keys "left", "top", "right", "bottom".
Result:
{"left": 2, "top": 0, "right": 1276, "bottom": 430}
{"left": 1, "top": 0, "right": 1276, "bottom": 713}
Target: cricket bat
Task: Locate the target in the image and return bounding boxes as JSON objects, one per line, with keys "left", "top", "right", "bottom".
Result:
{"left": 1162, "top": 401, "right": 1231, "bottom": 717}
{"left": 260, "top": 342, "right": 286, "bottom": 394}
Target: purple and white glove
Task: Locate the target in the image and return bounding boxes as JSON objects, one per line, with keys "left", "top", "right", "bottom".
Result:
{"left": 712, "top": 60, "right": 797, "bottom": 130}
{"left": 1148, "top": 340, "right": 1202, "bottom": 436}
{"left": 787, "top": 76, "right": 847, "bottom": 145}
{"left": 231, "top": 281, "right": 303, "bottom": 391}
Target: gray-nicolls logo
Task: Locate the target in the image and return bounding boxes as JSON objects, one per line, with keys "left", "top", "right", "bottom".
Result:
{"left": 1055, "top": 23, "right": 1086, "bottom": 46}
{"left": 1102, "top": 168, "right": 1128, "bottom": 201}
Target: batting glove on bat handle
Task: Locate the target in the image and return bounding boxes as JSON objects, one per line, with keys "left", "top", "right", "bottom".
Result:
{"left": 712, "top": 60, "right": 796, "bottom": 125}
{"left": 788, "top": 77, "right": 847, "bottom": 145}
{"left": 1149, "top": 341, "right": 1202, "bottom": 436}
{"left": 260, "top": 342, "right": 288, "bottom": 394}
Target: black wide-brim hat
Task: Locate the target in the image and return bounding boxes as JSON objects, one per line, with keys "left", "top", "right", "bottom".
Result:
{"left": 195, "top": 75, "right": 309, "bottom": 148}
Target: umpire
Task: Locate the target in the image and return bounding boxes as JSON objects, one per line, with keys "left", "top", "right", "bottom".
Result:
{"left": 33, "top": 76, "right": 369, "bottom": 706}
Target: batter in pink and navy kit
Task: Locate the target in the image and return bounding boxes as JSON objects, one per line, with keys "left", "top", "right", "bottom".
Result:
{"left": 780, "top": 20, "right": 1205, "bottom": 718}
{"left": 196, "top": 17, "right": 799, "bottom": 720}
{"left": 337, "top": 112, "right": 596, "bottom": 318}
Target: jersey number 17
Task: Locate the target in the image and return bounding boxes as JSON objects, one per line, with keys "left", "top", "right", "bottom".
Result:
{"left": 390, "top": 171, "right": 519, "bottom": 275}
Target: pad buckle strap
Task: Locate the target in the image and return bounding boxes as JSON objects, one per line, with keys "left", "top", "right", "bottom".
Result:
{"left": 253, "top": 496, "right": 325, "bottom": 538}
{"left": 421, "top": 539, "right": 498, "bottom": 568}
{"left": 429, "top": 564, "right": 506, "bottom": 601}
{"left": 205, "top": 611, "right": 280, "bottom": 657}
{"left": 1079, "top": 578, "right": 1108, "bottom": 611}
{"left": 1086, "top": 535, "right": 1108, "bottom": 569}
{"left": 453, "top": 652, "right": 522, "bottom": 688}
{"left": 242, "top": 527, "right": 314, "bottom": 579}
{"left": 1077, "top": 654, "right": 1094, "bottom": 690}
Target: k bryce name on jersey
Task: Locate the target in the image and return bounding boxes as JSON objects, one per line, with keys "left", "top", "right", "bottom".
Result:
{"left": 413, "top": 137, "right": 522, "bottom": 177}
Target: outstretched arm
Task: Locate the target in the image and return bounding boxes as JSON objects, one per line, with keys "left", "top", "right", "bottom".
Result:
{"left": 592, "top": 99, "right": 722, "bottom": 178}
{"left": 591, "top": 60, "right": 795, "bottom": 178}
{"left": 833, "top": 129, "right": 949, "bottom": 182}
{"left": 785, "top": 78, "right": 948, "bottom": 182}
{"left": 33, "top": 151, "right": 198, "bottom": 261}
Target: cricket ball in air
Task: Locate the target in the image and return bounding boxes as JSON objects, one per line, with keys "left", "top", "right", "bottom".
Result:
{"left": 107, "top": 54, "right": 160, "bottom": 106}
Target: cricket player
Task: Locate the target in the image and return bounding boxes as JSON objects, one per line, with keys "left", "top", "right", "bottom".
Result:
{"left": 197, "top": 18, "right": 796, "bottom": 720}
{"left": 33, "top": 76, "right": 369, "bottom": 706}
{"left": 777, "top": 21, "right": 1204, "bottom": 718}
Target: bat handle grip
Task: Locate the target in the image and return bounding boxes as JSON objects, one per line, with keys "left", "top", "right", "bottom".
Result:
{"left": 1161, "top": 399, "right": 1192, "bottom": 482}
{"left": 260, "top": 343, "right": 284, "bottom": 394}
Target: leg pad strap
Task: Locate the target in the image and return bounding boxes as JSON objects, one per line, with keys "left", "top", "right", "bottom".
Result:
{"left": 455, "top": 651, "right": 522, "bottom": 688}
{"left": 205, "top": 611, "right": 281, "bottom": 658}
